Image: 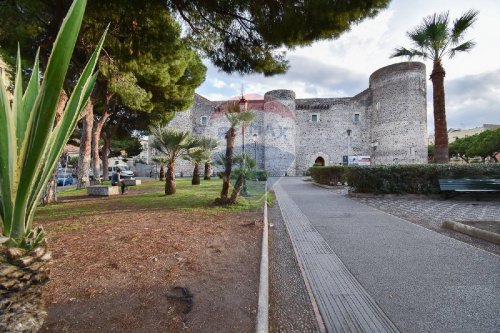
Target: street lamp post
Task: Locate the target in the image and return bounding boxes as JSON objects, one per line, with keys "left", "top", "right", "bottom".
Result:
{"left": 253, "top": 133, "right": 258, "bottom": 165}
{"left": 371, "top": 141, "right": 378, "bottom": 165}
{"left": 239, "top": 96, "right": 249, "bottom": 196}
{"left": 346, "top": 129, "right": 352, "bottom": 165}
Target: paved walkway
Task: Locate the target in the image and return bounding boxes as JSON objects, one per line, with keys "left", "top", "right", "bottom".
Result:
{"left": 271, "top": 177, "right": 500, "bottom": 333}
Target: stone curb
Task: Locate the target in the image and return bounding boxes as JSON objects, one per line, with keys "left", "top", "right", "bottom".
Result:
{"left": 256, "top": 182, "right": 269, "bottom": 333}
{"left": 442, "top": 221, "right": 500, "bottom": 245}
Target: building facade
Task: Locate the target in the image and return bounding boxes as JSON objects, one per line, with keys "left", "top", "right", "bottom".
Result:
{"left": 167, "top": 62, "right": 428, "bottom": 176}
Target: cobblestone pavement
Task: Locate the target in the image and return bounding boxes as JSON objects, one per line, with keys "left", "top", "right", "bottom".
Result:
{"left": 350, "top": 195, "right": 500, "bottom": 255}
{"left": 268, "top": 199, "right": 321, "bottom": 333}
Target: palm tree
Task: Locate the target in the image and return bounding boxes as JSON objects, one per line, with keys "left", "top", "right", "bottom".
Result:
{"left": 151, "top": 156, "right": 167, "bottom": 181}
{"left": 150, "top": 127, "right": 197, "bottom": 195}
{"left": 185, "top": 144, "right": 210, "bottom": 185}
{"left": 229, "top": 153, "right": 257, "bottom": 203}
{"left": 200, "top": 138, "right": 218, "bottom": 180}
{"left": 215, "top": 103, "right": 253, "bottom": 205}
{"left": 391, "top": 10, "right": 478, "bottom": 163}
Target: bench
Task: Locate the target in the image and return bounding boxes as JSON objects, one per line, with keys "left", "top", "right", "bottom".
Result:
{"left": 87, "top": 185, "right": 120, "bottom": 196}
{"left": 122, "top": 179, "right": 141, "bottom": 186}
{"left": 438, "top": 179, "right": 500, "bottom": 198}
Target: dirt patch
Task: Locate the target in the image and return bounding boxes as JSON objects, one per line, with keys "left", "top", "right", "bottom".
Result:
{"left": 40, "top": 210, "right": 262, "bottom": 332}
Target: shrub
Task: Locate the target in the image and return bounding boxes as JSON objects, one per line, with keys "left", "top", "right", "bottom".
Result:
{"left": 309, "top": 166, "right": 347, "bottom": 186}
{"left": 252, "top": 170, "right": 268, "bottom": 181}
{"left": 310, "top": 164, "right": 500, "bottom": 194}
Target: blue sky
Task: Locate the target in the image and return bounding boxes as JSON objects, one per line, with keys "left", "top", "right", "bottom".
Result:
{"left": 195, "top": 0, "right": 500, "bottom": 134}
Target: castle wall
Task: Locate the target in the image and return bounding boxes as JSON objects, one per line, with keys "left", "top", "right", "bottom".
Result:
{"left": 163, "top": 61, "right": 428, "bottom": 177}
{"left": 369, "top": 62, "right": 427, "bottom": 164}
{"left": 263, "top": 90, "right": 297, "bottom": 176}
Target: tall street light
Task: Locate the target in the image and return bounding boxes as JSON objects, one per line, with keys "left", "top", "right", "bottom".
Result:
{"left": 239, "top": 96, "right": 249, "bottom": 196}
{"left": 346, "top": 129, "right": 352, "bottom": 165}
{"left": 253, "top": 133, "right": 258, "bottom": 165}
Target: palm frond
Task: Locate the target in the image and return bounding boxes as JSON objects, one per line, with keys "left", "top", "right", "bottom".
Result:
{"left": 449, "top": 40, "right": 476, "bottom": 58}
{"left": 390, "top": 47, "right": 427, "bottom": 60}
{"left": 423, "top": 12, "right": 450, "bottom": 59}
{"left": 150, "top": 126, "right": 193, "bottom": 157}
{"left": 451, "top": 9, "right": 479, "bottom": 45}
{"left": 407, "top": 26, "right": 429, "bottom": 50}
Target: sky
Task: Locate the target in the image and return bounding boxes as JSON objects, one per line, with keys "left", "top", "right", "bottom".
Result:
{"left": 195, "top": 0, "right": 500, "bottom": 134}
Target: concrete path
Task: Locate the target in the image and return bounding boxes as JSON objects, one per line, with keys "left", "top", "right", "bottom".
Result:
{"left": 271, "top": 177, "right": 500, "bottom": 333}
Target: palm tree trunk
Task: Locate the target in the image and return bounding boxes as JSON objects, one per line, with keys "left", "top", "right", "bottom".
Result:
{"left": 204, "top": 162, "right": 211, "bottom": 180}
{"left": 220, "top": 128, "right": 236, "bottom": 200}
{"left": 229, "top": 174, "right": 244, "bottom": 204}
{"left": 431, "top": 60, "right": 449, "bottom": 163}
{"left": 165, "top": 161, "right": 176, "bottom": 195}
{"left": 159, "top": 164, "right": 165, "bottom": 181}
{"left": 192, "top": 162, "right": 201, "bottom": 185}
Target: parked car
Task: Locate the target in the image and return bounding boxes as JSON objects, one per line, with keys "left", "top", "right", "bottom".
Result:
{"left": 57, "top": 174, "right": 74, "bottom": 186}
{"left": 108, "top": 165, "right": 134, "bottom": 180}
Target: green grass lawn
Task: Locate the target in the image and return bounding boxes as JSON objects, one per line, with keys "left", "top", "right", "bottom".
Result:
{"left": 36, "top": 178, "right": 268, "bottom": 221}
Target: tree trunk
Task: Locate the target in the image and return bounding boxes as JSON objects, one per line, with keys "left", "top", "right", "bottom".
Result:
{"left": 159, "top": 164, "right": 165, "bottom": 181}
{"left": 41, "top": 169, "right": 57, "bottom": 205}
{"left": 192, "top": 162, "right": 201, "bottom": 185}
{"left": 91, "top": 110, "right": 111, "bottom": 184}
{"left": 101, "top": 134, "right": 111, "bottom": 181}
{"left": 204, "top": 162, "right": 211, "bottom": 180}
{"left": 220, "top": 128, "right": 236, "bottom": 200}
{"left": 41, "top": 90, "right": 68, "bottom": 204}
{"left": 165, "top": 162, "right": 176, "bottom": 195}
{"left": 54, "top": 90, "right": 68, "bottom": 126}
{"left": 77, "top": 101, "right": 94, "bottom": 189}
{"left": 430, "top": 61, "right": 449, "bottom": 163}
{"left": 229, "top": 174, "right": 244, "bottom": 204}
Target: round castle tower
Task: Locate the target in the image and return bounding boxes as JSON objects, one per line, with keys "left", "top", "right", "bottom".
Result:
{"left": 263, "top": 90, "right": 297, "bottom": 176}
{"left": 369, "top": 62, "right": 427, "bottom": 164}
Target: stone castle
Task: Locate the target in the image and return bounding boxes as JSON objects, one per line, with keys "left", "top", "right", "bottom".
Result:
{"left": 167, "top": 62, "right": 428, "bottom": 176}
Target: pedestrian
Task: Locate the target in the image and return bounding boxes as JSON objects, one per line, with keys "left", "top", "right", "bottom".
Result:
{"left": 111, "top": 168, "right": 127, "bottom": 194}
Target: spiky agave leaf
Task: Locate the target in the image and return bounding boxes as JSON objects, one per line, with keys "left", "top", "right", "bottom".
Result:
{"left": 0, "top": 0, "right": 106, "bottom": 248}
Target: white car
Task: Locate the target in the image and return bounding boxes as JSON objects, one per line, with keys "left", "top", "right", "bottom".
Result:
{"left": 108, "top": 165, "right": 134, "bottom": 179}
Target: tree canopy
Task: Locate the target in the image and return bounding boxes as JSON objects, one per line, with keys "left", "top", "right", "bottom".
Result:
{"left": 167, "top": 0, "right": 390, "bottom": 75}
{"left": 1, "top": 0, "right": 391, "bottom": 77}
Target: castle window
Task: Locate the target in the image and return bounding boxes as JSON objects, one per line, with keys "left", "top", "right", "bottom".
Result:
{"left": 200, "top": 116, "right": 208, "bottom": 126}
{"left": 311, "top": 114, "right": 319, "bottom": 122}
{"left": 353, "top": 113, "right": 360, "bottom": 122}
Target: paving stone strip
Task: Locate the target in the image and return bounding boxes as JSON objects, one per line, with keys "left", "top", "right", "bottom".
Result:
{"left": 274, "top": 182, "right": 400, "bottom": 333}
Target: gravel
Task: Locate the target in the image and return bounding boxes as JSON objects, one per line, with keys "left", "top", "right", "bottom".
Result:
{"left": 268, "top": 198, "right": 321, "bottom": 333}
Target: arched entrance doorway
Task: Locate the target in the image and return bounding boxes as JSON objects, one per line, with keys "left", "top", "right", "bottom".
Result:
{"left": 314, "top": 156, "right": 325, "bottom": 166}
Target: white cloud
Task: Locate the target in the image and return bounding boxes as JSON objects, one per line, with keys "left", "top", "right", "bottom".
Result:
{"left": 210, "top": 78, "right": 227, "bottom": 88}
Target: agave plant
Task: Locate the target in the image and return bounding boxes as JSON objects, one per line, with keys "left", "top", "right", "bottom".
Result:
{"left": 0, "top": 0, "right": 105, "bottom": 330}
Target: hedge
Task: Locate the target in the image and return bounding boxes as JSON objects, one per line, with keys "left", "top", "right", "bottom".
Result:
{"left": 309, "top": 164, "right": 500, "bottom": 194}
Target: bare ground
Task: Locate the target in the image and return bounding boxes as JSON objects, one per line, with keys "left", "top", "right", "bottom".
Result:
{"left": 39, "top": 209, "right": 262, "bottom": 332}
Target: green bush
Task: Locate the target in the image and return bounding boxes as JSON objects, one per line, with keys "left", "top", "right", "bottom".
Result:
{"left": 309, "top": 166, "right": 347, "bottom": 186}
{"left": 310, "top": 164, "right": 500, "bottom": 194}
{"left": 252, "top": 170, "right": 268, "bottom": 181}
